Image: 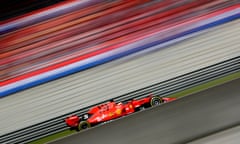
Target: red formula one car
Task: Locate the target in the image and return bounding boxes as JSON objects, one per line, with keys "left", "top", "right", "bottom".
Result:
{"left": 65, "top": 94, "right": 176, "bottom": 131}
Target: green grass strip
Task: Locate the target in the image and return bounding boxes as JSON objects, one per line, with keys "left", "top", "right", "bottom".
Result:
{"left": 169, "top": 72, "right": 240, "bottom": 98}
{"left": 29, "top": 130, "right": 75, "bottom": 144}
{"left": 30, "top": 71, "right": 240, "bottom": 144}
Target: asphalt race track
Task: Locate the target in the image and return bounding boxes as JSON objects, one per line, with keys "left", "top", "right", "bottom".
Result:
{"left": 188, "top": 125, "right": 240, "bottom": 144}
{"left": 49, "top": 78, "right": 240, "bottom": 144}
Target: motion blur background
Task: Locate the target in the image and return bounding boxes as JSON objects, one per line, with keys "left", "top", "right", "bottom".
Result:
{"left": 0, "top": 0, "right": 239, "bottom": 144}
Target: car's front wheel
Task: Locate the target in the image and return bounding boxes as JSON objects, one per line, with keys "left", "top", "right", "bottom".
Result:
{"left": 150, "top": 96, "right": 163, "bottom": 106}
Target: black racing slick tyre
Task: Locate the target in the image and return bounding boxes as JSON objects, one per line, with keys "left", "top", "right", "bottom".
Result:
{"left": 150, "top": 96, "right": 163, "bottom": 106}
{"left": 78, "top": 121, "right": 91, "bottom": 131}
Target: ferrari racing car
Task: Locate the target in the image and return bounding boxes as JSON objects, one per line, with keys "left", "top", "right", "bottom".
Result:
{"left": 65, "top": 94, "right": 176, "bottom": 131}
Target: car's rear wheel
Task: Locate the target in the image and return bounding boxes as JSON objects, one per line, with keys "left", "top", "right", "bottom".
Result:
{"left": 78, "top": 121, "right": 91, "bottom": 131}
{"left": 150, "top": 96, "right": 163, "bottom": 106}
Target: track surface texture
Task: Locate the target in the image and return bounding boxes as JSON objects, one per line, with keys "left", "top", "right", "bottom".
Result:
{"left": 50, "top": 78, "right": 240, "bottom": 144}
{"left": 188, "top": 125, "right": 240, "bottom": 144}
